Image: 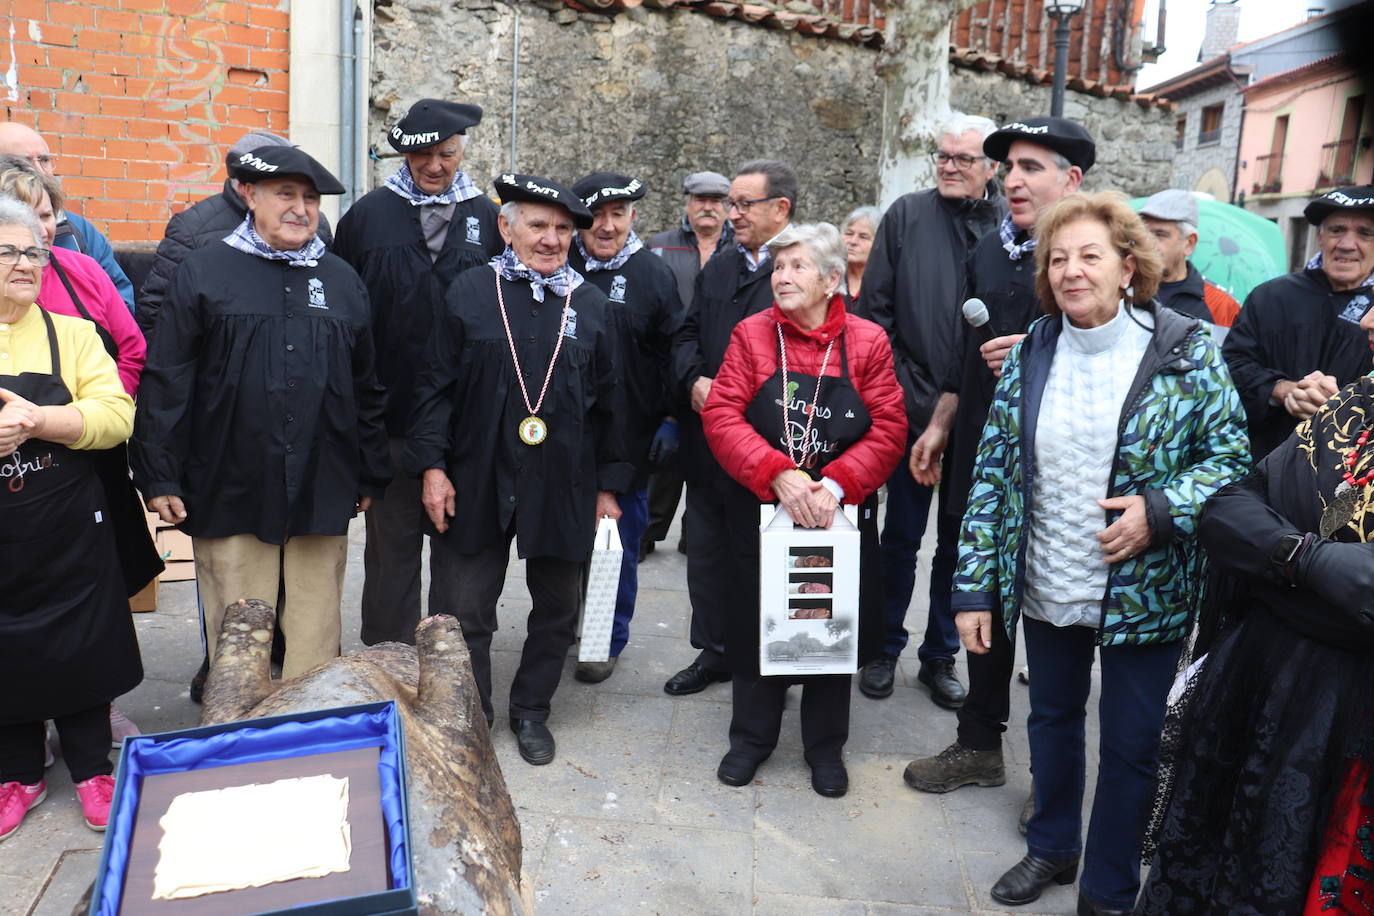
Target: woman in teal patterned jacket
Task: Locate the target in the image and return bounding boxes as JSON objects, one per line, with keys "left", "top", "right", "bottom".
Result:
{"left": 951, "top": 192, "right": 1250, "bottom": 915}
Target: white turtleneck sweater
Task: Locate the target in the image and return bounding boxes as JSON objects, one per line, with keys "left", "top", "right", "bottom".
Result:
{"left": 1022, "top": 305, "right": 1154, "bottom": 629}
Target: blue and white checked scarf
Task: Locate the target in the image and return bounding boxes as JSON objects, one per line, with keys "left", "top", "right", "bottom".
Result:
{"left": 575, "top": 231, "right": 643, "bottom": 272}
{"left": 489, "top": 246, "right": 584, "bottom": 302}
{"left": 222, "top": 215, "right": 325, "bottom": 267}
{"left": 383, "top": 162, "right": 482, "bottom": 206}
{"left": 1306, "top": 251, "right": 1374, "bottom": 289}
{"left": 999, "top": 214, "right": 1036, "bottom": 261}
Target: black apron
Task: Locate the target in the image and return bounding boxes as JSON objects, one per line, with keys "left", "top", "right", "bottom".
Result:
{"left": 722, "top": 328, "right": 883, "bottom": 675}
{"left": 0, "top": 307, "right": 143, "bottom": 722}
{"left": 49, "top": 257, "right": 162, "bottom": 596}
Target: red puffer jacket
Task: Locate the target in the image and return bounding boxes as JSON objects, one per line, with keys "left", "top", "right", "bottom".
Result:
{"left": 702, "top": 295, "right": 906, "bottom": 503}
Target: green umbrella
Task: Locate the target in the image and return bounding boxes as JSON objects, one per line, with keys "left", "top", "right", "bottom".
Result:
{"left": 1130, "top": 196, "right": 1286, "bottom": 303}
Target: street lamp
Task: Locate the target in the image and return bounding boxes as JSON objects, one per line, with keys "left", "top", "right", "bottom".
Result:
{"left": 1046, "top": 0, "right": 1086, "bottom": 118}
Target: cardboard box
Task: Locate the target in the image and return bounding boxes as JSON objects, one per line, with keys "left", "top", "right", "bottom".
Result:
{"left": 90, "top": 701, "right": 416, "bottom": 916}
{"left": 129, "top": 579, "right": 157, "bottom": 613}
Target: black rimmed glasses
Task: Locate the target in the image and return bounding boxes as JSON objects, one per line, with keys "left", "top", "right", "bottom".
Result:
{"left": 0, "top": 245, "right": 52, "bottom": 267}
{"left": 930, "top": 151, "right": 984, "bottom": 171}
{"left": 725, "top": 195, "right": 778, "bottom": 214}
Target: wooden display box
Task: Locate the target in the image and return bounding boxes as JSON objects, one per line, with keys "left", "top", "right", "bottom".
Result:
{"left": 89, "top": 701, "right": 416, "bottom": 916}
{"left": 129, "top": 580, "right": 158, "bottom": 614}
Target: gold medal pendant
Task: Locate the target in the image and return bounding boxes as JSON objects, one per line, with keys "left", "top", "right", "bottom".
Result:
{"left": 519, "top": 415, "right": 548, "bottom": 446}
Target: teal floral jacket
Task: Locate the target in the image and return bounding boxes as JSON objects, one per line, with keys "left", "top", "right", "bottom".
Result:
{"left": 951, "top": 304, "right": 1251, "bottom": 646}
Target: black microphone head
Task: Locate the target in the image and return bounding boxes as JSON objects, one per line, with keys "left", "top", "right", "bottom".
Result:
{"left": 962, "top": 297, "right": 990, "bottom": 328}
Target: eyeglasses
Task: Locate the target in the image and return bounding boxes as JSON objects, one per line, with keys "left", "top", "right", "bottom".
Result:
{"left": 930, "top": 151, "right": 985, "bottom": 171}
{"left": 0, "top": 245, "right": 51, "bottom": 267}
{"left": 725, "top": 196, "right": 778, "bottom": 214}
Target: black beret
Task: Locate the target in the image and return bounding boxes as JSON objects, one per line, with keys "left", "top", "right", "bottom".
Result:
{"left": 226, "top": 145, "right": 345, "bottom": 195}
{"left": 572, "top": 172, "right": 647, "bottom": 210}
{"left": 1304, "top": 185, "right": 1374, "bottom": 226}
{"left": 494, "top": 173, "right": 594, "bottom": 229}
{"left": 387, "top": 99, "right": 483, "bottom": 152}
{"left": 983, "top": 116, "right": 1096, "bottom": 173}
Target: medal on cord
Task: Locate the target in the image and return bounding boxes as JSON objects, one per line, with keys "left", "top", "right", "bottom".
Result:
{"left": 495, "top": 273, "right": 572, "bottom": 446}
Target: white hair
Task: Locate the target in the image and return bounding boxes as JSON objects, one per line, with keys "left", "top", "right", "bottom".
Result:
{"left": 500, "top": 200, "right": 522, "bottom": 225}
{"left": 939, "top": 112, "right": 999, "bottom": 145}
{"left": 0, "top": 197, "right": 43, "bottom": 247}
{"left": 842, "top": 206, "right": 883, "bottom": 235}
{"left": 1178, "top": 220, "right": 1198, "bottom": 238}
{"left": 767, "top": 222, "right": 845, "bottom": 281}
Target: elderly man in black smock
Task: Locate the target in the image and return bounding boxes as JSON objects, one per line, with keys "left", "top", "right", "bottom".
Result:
{"left": 664, "top": 159, "right": 797, "bottom": 697}
{"left": 406, "top": 174, "right": 630, "bottom": 766}
{"left": 333, "top": 99, "right": 502, "bottom": 647}
{"left": 132, "top": 146, "right": 391, "bottom": 680}
{"left": 1223, "top": 185, "right": 1374, "bottom": 460}
{"left": 566, "top": 171, "right": 684, "bottom": 683}
{"left": 858, "top": 112, "right": 1004, "bottom": 708}
{"left": 902, "top": 117, "right": 1092, "bottom": 805}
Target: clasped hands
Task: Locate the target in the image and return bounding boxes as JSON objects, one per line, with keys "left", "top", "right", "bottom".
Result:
{"left": 771, "top": 468, "right": 837, "bottom": 529}
{"left": 0, "top": 387, "right": 45, "bottom": 458}
{"left": 1279, "top": 372, "right": 1338, "bottom": 420}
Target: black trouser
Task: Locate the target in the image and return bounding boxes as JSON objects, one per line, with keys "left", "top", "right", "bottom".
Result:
{"left": 729, "top": 673, "right": 851, "bottom": 765}
{"left": 0, "top": 704, "right": 112, "bottom": 785}
{"left": 644, "top": 461, "right": 685, "bottom": 546}
{"left": 955, "top": 610, "right": 1017, "bottom": 751}
{"left": 428, "top": 533, "right": 582, "bottom": 724}
{"left": 361, "top": 439, "right": 426, "bottom": 646}
{"left": 683, "top": 482, "right": 731, "bottom": 671}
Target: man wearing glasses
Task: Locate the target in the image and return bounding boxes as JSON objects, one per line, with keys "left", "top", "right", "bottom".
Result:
{"left": 665, "top": 159, "right": 796, "bottom": 696}
{"left": 858, "top": 113, "right": 1004, "bottom": 708}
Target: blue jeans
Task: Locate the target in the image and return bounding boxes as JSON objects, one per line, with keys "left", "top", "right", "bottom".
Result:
{"left": 609, "top": 488, "right": 650, "bottom": 657}
{"left": 1022, "top": 616, "right": 1182, "bottom": 911}
{"left": 878, "top": 464, "right": 959, "bottom": 661}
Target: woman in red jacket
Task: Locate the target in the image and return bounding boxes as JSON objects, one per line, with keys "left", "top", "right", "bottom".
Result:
{"left": 702, "top": 222, "right": 906, "bottom": 797}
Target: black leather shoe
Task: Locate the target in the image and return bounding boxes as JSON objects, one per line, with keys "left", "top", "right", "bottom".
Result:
{"left": 1077, "top": 892, "right": 1130, "bottom": 916}
{"left": 918, "top": 657, "right": 967, "bottom": 709}
{"left": 509, "top": 718, "right": 555, "bottom": 766}
{"left": 717, "top": 751, "right": 766, "bottom": 787}
{"left": 858, "top": 655, "right": 896, "bottom": 698}
{"left": 664, "top": 662, "right": 731, "bottom": 696}
{"left": 990, "top": 854, "right": 1079, "bottom": 906}
{"left": 809, "top": 761, "right": 848, "bottom": 797}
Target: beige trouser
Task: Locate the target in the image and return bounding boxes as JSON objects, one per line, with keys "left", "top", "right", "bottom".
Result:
{"left": 193, "top": 533, "right": 348, "bottom": 680}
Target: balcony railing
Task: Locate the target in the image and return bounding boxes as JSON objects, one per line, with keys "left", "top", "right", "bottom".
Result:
{"left": 1319, "top": 138, "right": 1359, "bottom": 187}
{"left": 1255, "top": 152, "right": 1284, "bottom": 193}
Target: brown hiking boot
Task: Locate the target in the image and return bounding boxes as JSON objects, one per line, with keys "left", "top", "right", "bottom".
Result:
{"left": 902, "top": 742, "right": 1005, "bottom": 793}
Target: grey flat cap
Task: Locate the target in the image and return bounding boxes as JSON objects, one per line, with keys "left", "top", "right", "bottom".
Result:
{"left": 682, "top": 171, "right": 730, "bottom": 197}
{"left": 1139, "top": 189, "right": 1199, "bottom": 227}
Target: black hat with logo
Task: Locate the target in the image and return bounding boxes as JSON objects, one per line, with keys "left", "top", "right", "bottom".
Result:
{"left": 572, "top": 172, "right": 647, "bottom": 210}
{"left": 226, "top": 145, "right": 345, "bottom": 194}
{"left": 495, "top": 173, "right": 595, "bottom": 229}
{"left": 983, "top": 116, "right": 1096, "bottom": 173}
{"left": 387, "top": 99, "right": 483, "bottom": 152}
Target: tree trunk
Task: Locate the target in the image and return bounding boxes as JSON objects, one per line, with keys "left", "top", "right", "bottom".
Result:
{"left": 872, "top": 0, "right": 980, "bottom": 208}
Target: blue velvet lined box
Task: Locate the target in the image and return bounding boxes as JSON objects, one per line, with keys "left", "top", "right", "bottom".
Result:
{"left": 89, "top": 701, "right": 416, "bottom": 916}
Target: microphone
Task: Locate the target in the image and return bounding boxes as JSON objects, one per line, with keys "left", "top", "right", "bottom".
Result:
{"left": 961, "top": 297, "right": 995, "bottom": 344}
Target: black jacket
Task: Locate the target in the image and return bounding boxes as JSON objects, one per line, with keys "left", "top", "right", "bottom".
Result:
{"left": 569, "top": 246, "right": 684, "bottom": 487}
{"left": 1156, "top": 263, "right": 1212, "bottom": 323}
{"left": 333, "top": 186, "right": 502, "bottom": 435}
{"left": 404, "top": 267, "right": 632, "bottom": 562}
{"left": 671, "top": 245, "right": 776, "bottom": 490}
{"left": 1222, "top": 268, "right": 1373, "bottom": 459}
{"left": 138, "top": 180, "right": 335, "bottom": 337}
{"left": 131, "top": 245, "right": 390, "bottom": 543}
{"left": 860, "top": 186, "right": 1005, "bottom": 433}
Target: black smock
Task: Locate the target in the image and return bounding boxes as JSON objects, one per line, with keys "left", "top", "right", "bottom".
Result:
{"left": 333, "top": 188, "right": 502, "bottom": 435}
{"left": 130, "top": 245, "right": 392, "bottom": 543}
{"left": 568, "top": 245, "right": 683, "bottom": 487}
{"left": 404, "top": 267, "right": 633, "bottom": 563}
{"left": 1222, "top": 268, "right": 1374, "bottom": 459}
{"left": 0, "top": 309, "right": 141, "bottom": 723}
{"left": 671, "top": 246, "right": 776, "bottom": 494}
{"left": 940, "top": 229, "right": 1042, "bottom": 519}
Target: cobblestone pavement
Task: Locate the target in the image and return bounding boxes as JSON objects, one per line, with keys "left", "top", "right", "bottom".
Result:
{"left": 3, "top": 510, "right": 1101, "bottom": 915}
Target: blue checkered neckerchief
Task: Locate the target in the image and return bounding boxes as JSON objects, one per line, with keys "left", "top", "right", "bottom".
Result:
{"left": 383, "top": 162, "right": 482, "bottom": 206}
{"left": 576, "top": 230, "right": 643, "bottom": 272}
{"left": 1306, "top": 252, "right": 1374, "bottom": 290}
{"left": 222, "top": 215, "right": 325, "bottom": 267}
{"left": 489, "top": 246, "right": 584, "bottom": 302}
{"left": 999, "top": 214, "right": 1036, "bottom": 261}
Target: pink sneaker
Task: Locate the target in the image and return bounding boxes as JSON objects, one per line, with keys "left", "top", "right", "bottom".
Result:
{"left": 75, "top": 775, "right": 115, "bottom": 832}
{"left": 0, "top": 780, "right": 48, "bottom": 842}
{"left": 109, "top": 706, "right": 140, "bottom": 748}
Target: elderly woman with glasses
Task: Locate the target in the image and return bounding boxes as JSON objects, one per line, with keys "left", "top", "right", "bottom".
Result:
{"left": 0, "top": 198, "right": 140, "bottom": 842}
{"left": 701, "top": 222, "right": 906, "bottom": 797}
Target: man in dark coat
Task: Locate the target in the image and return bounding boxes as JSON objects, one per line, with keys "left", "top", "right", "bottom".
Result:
{"left": 1223, "top": 185, "right": 1374, "bottom": 459}
{"left": 132, "top": 145, "right": 391, "bottom": 681}
{"left": 902, "top": 117, "right": 1091, "bottom": 801}
{"left": 1138, "top": 188, "right": 1240, "bottom": 327}
{"left": 567, "top": 171, "right": 684, "bottom": 683}
{"left": 139, "top": 131, "right": 335, "bottom": 338}
{"left": 664, "top": 158, "right": 796, "bottom": 697}
{"left": 859, "top": 112, "right": 1004, "bottom": 708}
{"left": 333, "top": 99, "right": 502, "bottom": 648}
{"left": 406, "top": 174, "right": 631, "bottom": 766}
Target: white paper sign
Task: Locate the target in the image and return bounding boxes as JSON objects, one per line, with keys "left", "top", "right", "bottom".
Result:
{"left": 579, "top": 516, "right": 624, "bottom": 662}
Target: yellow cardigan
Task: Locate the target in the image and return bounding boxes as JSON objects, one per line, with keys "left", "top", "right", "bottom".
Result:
{"left": 0, "top": 305, "right": 134, "bottom": 450}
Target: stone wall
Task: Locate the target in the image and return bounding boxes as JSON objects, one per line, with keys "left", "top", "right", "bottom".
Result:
{"left": 367, "top": 0, "right": 1175, "bottom": 234}
{"left": 1168, "top": 82, "right": 1242, "bottom": 201}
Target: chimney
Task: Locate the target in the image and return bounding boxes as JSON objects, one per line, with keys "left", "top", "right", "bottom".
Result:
{"left": 1198, "top": 0, "right": 1242, "bottom": 62}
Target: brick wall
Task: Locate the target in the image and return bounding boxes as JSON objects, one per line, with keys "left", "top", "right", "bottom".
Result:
{"left": 3, "top": 0, "right": 291, "bottom": 245}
